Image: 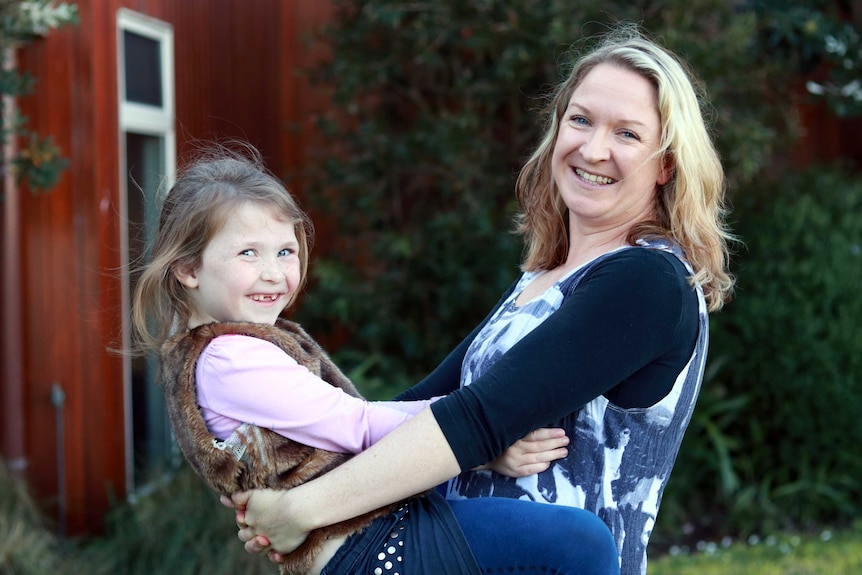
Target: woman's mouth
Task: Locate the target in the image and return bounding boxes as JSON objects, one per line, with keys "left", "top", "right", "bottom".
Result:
{"left": 575, "top": 168, "right": 616, "bottom": 185}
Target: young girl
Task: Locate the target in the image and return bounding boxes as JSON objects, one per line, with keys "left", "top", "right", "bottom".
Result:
{"left": 131, "top": 146, "right": 620, "bottom": 575}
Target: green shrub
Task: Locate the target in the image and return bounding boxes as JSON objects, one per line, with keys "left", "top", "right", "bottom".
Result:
{"left": 74, "top": 465, "right": 272, "bottom": 575}
{"left": 660, "top": 164, "right": 862, "bottom": 541}
{"left": 296, "top": 0, "right": 796, "bottom": 394}
{"left": 0, "top": 458, "right": 69, "bottom": 574}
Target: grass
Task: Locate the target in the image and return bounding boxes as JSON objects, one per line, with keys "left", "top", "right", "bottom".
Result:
{"left": 649, "top": 523, "right": 862, "bottom": 575}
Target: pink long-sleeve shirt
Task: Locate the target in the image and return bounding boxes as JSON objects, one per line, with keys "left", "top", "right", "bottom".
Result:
{"left": 195, "top": 334, "right": 436, "bottom": 454}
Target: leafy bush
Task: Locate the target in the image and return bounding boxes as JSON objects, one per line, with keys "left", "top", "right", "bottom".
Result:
{"left": 0, "top": 458, "right": 70, "bottom": 574}
{"left": 659, "top": 164, "right": 862, "bottom": 541}
{"left": 296, "top": 0, "right": 796, "bottom": 393}
{"left": 74, "top": 465, "right": 273, "bottom": 575}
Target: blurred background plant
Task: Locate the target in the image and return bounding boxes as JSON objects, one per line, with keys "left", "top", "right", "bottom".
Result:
{"left": 74, "top": 466, "right": 273, "bottom": 575}
{"left": 0, "top": 457, "right": 70, "bottom": 574}
{"left": 0, "top": 456, "right": 271, "bottom": 575}
{"left": 0, "top": 0, "right": 77, "bottom": 194}
{"left": 296, "top": 0, "right": 796, "bottom": 388}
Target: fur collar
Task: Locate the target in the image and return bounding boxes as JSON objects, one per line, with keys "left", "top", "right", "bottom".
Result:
{"left": 160, "top": 319, "right": 397, "bottom": 574}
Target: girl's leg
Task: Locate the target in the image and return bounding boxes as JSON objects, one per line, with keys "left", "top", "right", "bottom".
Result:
{"left": 449, "top": 498, "right": 620, "bottom": 575}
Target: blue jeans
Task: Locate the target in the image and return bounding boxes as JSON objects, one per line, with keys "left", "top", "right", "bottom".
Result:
{"left": 448, "top": 498, "right": 620, "bottom": 575}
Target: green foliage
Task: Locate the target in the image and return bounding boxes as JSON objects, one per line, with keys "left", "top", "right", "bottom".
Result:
{"left": 0, "top": 0, "right": 77, "bottom": 194}
{"left": 298, "top": 0, "right": 796, "bottom": 390}
{"left": 0, "top": 458, "right": 69, "bottom": 574}
{"left": 13, "top": 131, "right": 69, "bottom": 190}
{"left": 74, "top": 465, "right": 273, "bottom": 575}
{"left": 660, "top": 164, "right": 862, "bottom": 541}
{"left": 752, "top": 0, "right": 862, "bottom": 117}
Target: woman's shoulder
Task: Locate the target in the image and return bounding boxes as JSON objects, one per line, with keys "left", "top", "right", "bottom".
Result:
{"left": 591, "top": 245, "right": 692, "bottom": 283}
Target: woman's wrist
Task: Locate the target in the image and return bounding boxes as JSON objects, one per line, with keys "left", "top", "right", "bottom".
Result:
{"left": 282, "top": 486, "right": 319, "bottom": 531}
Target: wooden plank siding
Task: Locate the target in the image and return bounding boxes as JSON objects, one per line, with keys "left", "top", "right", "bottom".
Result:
{"left": 9, "top": 0, "right": 334, "bottom": 535}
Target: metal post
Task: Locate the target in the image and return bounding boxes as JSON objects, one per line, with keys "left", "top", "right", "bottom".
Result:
{"left": 51, "top": 382, "right": 66, "bottom": 538}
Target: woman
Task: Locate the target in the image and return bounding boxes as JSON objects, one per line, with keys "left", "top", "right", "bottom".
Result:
{"left": 229, "top": 24, "right": 734, "bottom": 575}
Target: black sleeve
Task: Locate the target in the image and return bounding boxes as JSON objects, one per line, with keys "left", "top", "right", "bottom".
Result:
{"left": 395, "top": 281, "right": 518, "bottom": 401}
{"left": 429, "top": 249, "right": 696, "bottom": 470}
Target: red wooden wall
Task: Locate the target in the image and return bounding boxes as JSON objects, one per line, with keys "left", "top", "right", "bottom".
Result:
{"left": 4, "top": 0, "right": 333, "bottom": 535}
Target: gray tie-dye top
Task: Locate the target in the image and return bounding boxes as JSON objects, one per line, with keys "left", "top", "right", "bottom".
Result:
{"left": 443, "top": 239, "right": 709, "bottom": 575}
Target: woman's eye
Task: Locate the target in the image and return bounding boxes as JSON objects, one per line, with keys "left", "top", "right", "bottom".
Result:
{"left": 620, "top": 130, "right": 640, "bottom": 141}
{"left": 570, "top": 115, "right": 589, "bottom": 126}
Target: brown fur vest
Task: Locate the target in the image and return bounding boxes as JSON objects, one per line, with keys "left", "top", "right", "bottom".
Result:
{"left": 160, "top": 319, "right": 398, "bottom": 575}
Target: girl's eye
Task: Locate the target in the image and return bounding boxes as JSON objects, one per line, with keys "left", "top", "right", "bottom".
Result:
{"left": 278, "top": 248, "right": 295, "bottom": 257}
{"left": 239, "top": 249, "right": 256, "bottom": 256}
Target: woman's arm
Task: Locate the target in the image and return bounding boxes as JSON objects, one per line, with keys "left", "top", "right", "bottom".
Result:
{"left": 234, "top": 249, "right": 694, "bottom": 553}
{"left": 234, "top": 408, "right": 459, "bottom": 555}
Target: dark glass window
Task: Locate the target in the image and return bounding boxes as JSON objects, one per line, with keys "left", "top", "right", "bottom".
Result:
{"left": 125, "top": 132, "right": 174, "bottom": 484}
{"left": 123, "top": 30, "right": 163, "bottom": 107}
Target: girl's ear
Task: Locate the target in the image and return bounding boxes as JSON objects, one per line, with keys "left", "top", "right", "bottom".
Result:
{"left": 173, "top": 263, "right": 199, "bottom": 289}
{"left": 657, "top": 153, "right": 675, "bottom": 186}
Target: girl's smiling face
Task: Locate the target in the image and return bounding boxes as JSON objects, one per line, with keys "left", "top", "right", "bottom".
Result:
{"left": 552, "top": 63, "right": 670, "bottom": 235}
{"left": 175, "top": 202, "right": 302, "bottom": 328}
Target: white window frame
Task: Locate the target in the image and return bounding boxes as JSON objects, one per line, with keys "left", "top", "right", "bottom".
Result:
{"left": 116, "top": 8, "right": 176, "bottom": 494}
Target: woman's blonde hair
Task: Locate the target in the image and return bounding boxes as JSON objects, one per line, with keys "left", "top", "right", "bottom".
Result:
{"left": 515, "top": 24, "right": 734, "bottom": 311}
{"left": 131, "top": 144, "right": 313, "bottom": 353}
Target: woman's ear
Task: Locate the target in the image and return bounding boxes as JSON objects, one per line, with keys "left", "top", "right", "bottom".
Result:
{"left": 173, "top": 263, "right": 199, "bottom": 289}
{"left": 657, "top": 153, "right": 675, "bottom": 186}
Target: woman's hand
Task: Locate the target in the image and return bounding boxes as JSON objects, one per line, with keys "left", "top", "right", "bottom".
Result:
{"left": 475, "top": 428, "right": 569, "bottom": 477}
{"left": 220, "top": 489, "right": 311, "bottom": 563}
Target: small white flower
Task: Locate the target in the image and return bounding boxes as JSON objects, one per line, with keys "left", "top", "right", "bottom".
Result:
{"left": 748, "top": 534, "right": 760, "bottom": 546}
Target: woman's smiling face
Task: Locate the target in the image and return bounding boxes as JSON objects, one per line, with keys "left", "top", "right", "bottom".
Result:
{"left": 552, "top": 63, "right": 670, "bottom": 234}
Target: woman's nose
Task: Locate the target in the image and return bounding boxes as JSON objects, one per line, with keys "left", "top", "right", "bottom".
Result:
{"left": 580, "top": 130, "right": 611, "bottom": 162}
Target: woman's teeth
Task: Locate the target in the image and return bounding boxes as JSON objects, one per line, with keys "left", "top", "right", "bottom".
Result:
{"left": 575, "top": 168, "right": 615, "bottom": 185}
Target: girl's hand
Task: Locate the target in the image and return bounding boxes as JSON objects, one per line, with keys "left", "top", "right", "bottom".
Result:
{"left": 222, "top": 490, "right": 311, "bottom": 562}
{"left": 475, "top": 428, "right": 569, "bottom": 477}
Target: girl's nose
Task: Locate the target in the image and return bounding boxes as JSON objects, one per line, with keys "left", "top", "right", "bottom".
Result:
{"left": 260, "top": 259, "right": 285, "bottom": 282}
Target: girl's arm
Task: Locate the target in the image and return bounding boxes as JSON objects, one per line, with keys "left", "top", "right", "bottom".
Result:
{"left": 198, "top": 335, "right": 437, "bottom": 454}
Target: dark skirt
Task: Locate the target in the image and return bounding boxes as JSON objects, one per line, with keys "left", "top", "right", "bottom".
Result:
{"left": 320, "top": 490, "right": 480, "bottom": 575}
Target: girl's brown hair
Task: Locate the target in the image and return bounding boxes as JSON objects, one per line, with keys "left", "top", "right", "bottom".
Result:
{"left": 131, "top": 144, "right": 312, "bottom": 353}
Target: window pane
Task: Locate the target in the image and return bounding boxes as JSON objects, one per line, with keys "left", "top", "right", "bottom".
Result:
{"left": 124, "top": 30, "right": 163, "bottom": 107}
{"left": 126, "top": 132, "right": 174, "bottom": 484}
